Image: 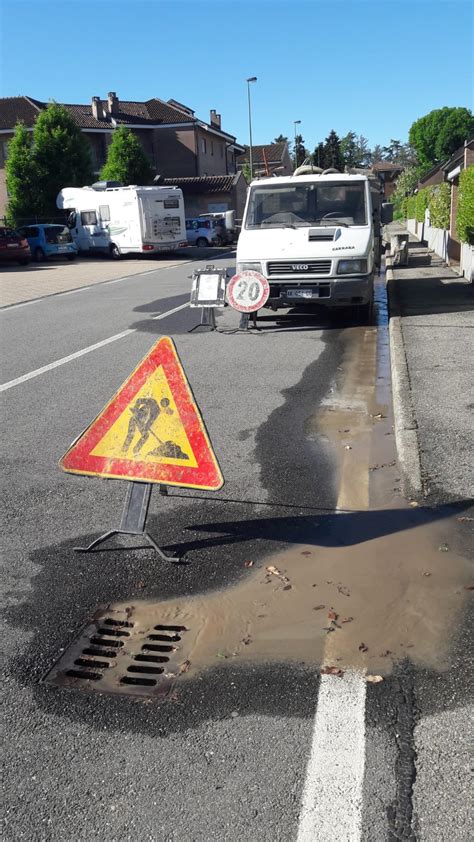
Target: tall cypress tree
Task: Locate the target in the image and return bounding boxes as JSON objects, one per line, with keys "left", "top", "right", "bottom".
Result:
{"left": 5, "top": 123, "right": 38, "bottom": 224}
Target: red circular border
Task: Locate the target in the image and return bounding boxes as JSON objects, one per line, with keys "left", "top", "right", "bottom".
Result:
{"left": 227, "top": 271, "right": 270, "bottom": 313}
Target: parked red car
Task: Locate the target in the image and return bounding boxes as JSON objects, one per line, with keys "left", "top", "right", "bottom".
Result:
{"left": 0, "top": 227, "right": 31, "bottom": 265}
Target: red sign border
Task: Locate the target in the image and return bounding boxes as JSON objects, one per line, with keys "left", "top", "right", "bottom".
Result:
{"left": 60, "top": 337, "right": 224, "bottom": 490}
{"left": 227, "top": 270, "right": 270, "bottom": 313}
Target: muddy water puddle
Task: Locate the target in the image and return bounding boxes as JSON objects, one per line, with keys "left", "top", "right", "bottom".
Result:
{"left": 95, "top": 280, "right": 472, "bottom": 686}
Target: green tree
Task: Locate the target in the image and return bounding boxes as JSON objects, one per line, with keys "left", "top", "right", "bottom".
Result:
{"left": 313, "top": 142, "right": 325, "bottom": 168}
{"left": 409, "top": 107, "right": 474, "bottom": 172}
{"left": 382, "top": 139, "right": 404, "bottom": 162}
{"left": 456, "top": 166, "right": 474, "bottom": 244}
{"left": 100, "top": 126, "right": 152, "bottom": 185}
{"left": 294, "top": 133, "right": 307, "bottom": 169}
{"left": 355, "top": 135, "right": 370, "bottom": 167}
{"left": 33, "top": 103, "right": 94, "bottom": 216}
{"left": 319, "top": 130, "right": 344, "bottom": 171}
{"left": 5, "top": 123, "right": 38, "bottom": 224}
{"left": 274, "top": 134, "right": 288, "bottom": 143}
{"left": 369, "top": 144, "right": 384, "bottom": 164}
{"left": 340, "top": 131, "right": 358, "bottom": 166}
{"left": 241, "top": 161, "right": 252, "bottom": 182}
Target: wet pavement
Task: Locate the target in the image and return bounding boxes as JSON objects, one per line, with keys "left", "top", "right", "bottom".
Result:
{"left": 1, "top": 257, "right": 472, "bottom": 840}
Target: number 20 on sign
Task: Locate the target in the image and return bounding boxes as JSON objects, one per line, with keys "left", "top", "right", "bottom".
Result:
{"left": 227, "top": 271, "right": 270, "bottom": 313}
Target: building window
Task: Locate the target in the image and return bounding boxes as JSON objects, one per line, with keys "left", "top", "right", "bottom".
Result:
{"left": 201, "top": 138, "right": 207, "bottom": 154}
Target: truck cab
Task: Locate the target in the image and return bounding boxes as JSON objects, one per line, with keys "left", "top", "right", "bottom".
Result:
{"left": 236, "top": 171, "right": 392, "bottom": 319}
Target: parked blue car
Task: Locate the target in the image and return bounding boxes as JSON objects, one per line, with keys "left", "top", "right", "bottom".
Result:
{"left": 18, "top": 224, "right": 78, "bottom": 262}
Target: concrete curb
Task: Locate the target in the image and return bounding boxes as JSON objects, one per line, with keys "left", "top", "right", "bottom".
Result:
{"left": 386, "top": 257, "right": 423, "bottom": 500}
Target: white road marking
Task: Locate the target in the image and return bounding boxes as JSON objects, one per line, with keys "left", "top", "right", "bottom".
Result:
{"left": 297, "top": 670, "right": 366, "bottom": 842}
{"left": 0, "top": 302, "right": 189, "bottom": 393}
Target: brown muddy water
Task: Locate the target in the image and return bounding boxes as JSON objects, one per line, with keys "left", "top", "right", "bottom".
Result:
{"left": 53, "top": 282, "right": 473, "bottom": 694}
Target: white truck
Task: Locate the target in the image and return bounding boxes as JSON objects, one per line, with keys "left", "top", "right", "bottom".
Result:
{"left": 236, "top": 168, "right": 393, "bottom": 319}
{"left": 56, "top": 183, "right": 187, "bottom": 258}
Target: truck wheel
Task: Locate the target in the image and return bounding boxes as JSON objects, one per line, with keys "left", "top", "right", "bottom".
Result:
{"left": 110, "top": 243, "right": 121, "bottom": 260}
{"left": 34, "top": 247, "right": 45, "bottom": 262}
{"left": 196, "top": 237, "right": 208, "bottom": 248}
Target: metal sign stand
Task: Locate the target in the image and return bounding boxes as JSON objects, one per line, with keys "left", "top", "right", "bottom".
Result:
{"left": 189, "top": 306, "right": 217, "bottom": 332}
{"left": 239, "top": 312, "right": 259, "bottom": 330}
{"left": 74, "top": 481, "right": 180, "bottom": 562}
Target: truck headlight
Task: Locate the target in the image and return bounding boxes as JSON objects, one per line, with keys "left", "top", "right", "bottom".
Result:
{"left": 337, "top": 259, "right": 368, "bottom": 274}
{"left": 236, "top": 261, "right": 262, "bottom": 273}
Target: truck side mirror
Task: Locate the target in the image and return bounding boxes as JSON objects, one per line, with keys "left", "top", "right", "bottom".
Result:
{"left": 381, "top": 203, "right": 394, "bottom": 224}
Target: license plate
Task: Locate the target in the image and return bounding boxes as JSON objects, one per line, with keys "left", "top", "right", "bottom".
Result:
{"left": 286, "top": 289, "right": 317, "bottom": 299}
{"left": 58, "top": 246, "right": 68, "bottom": 251}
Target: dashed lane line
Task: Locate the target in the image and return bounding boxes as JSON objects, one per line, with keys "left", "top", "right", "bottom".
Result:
{"left": 0, "top": 302, "right": 189, "bottom": 393}
{"left": 297, "top": 670, "right": 367, "bottom": 842}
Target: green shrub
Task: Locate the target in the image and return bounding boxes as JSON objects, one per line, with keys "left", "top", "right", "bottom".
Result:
{"left": 456, "top": 166, "right": 474, "bottom": 244}
{"left": 429, "top": 182, "right": 451, "bottom": 229}
{"left": 415, "top": 188, "right": 430, "bottom": 222}
{"left": 406, "top": 195, "right": 417, "bottom": 219}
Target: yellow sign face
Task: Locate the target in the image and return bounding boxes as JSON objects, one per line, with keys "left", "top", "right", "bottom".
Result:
{"left": 60, "top": 337, "right": 224, "bottom": 490}
{"left": 91, "top": 365, "right": 198, "bottom": 468}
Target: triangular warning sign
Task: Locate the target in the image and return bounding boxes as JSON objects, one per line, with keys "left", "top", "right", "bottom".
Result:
{"left": 60, "top": 337, "right": 224, "bottom": 491}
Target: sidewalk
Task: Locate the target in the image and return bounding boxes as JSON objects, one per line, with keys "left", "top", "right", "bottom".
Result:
{"left": 387, "top": 224, "right": 473, "bottom": 503}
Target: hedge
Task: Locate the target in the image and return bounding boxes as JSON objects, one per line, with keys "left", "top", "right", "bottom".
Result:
{"left": 406, "top": 195, "right": 417, "bottom": 219}
{"left": 429, "top": 182, "right": 451, "bottom": 230}
{"left": 456, "top": 166, "right": 474, "bottom": 244}
{"left": 415, "top": 188, "right": 430, "bottom": 222}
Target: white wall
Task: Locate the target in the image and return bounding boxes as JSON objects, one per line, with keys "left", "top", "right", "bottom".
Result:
{"left": 460, "top": 242, "right": 473, "bottom": 281}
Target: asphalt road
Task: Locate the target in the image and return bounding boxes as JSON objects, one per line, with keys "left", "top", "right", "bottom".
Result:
{"left": 1, "top": 255, "right": 472, "bottom": 841}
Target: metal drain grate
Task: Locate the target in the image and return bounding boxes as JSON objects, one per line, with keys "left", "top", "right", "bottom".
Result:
{"left": 43, "top": 604, "right": 195, "bottom": 698}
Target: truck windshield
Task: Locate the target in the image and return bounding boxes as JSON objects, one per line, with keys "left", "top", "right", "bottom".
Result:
{"left": 245, "top": 182, "right": 367, "bottom": 229}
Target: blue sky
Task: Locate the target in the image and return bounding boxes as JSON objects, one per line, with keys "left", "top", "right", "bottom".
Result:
{"left": 1, "top": 0, "right": 472, "bottom": 152}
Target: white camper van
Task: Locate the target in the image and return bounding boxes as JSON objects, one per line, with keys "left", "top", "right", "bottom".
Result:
{"left": 57, "top": 184, "right": 187, "bottom": 258}
{"left": 236, "top": 169, "right": 393, "bottom": 319}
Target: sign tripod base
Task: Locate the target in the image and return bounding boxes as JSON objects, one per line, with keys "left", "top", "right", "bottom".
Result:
{"left": 74, "top": 481, "right": 181, "bottom": 562}
{"left": 189, "top": 306, "right": 217, "bottom": 332}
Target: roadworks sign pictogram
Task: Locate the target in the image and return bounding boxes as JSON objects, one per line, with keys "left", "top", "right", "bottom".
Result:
{"left": 60, "top": 337, "right": 223, "bottom": 490}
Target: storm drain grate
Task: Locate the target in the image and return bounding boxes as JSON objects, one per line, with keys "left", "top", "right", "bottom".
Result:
{"left": 43, "top": 603, "right": 195, "bottom": 698}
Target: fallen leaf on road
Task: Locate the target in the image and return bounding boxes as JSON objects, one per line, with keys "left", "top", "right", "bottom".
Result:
{"left": 135, "top": 581, "right": 145, "bottom": 589}
{"left": 380, "top": 650, "right": 392, "bottom": 657}
{"left": 463, "top": 585, "right": 474, "bottom": 591}
{"left": 358, "top": 643, "right": 368, "bottom": 653}
{"left": 337, "top": 585, "right": 350, "bottom": 596}
{"left": 423, "top": 572, "right": 432, "bottom": 577}
{"left": 438, "top": 544, "right": 449, "bottom": 552}
{"left": 179, "top": 660, "right": 191, "bottom": 674}
{"left": 301, "top": 551, "right": 312, "bottom": 556}
{"left": 283, "top": 584, "right": 292, "bottom": 591}
{"left": 241, "top": 636, "right": 252, "bottom": 646}
{"left": 409, "top": 501, "right": 419, "bottom": 507}
{"left": 244, "top": 560, "right": 254, "bottom": 568}
{"left": 322, "top": 627, "right": 335, "bottom": 633}
{"left": 216, "top": 652, "right": 228, "bottom": 659}
{"left": 366, "top": 675, "right": 384, "bottom": 683}
{"left": 457, "top": 516, "right": 474, "bottom": 522}
{"left": 371, "top": 413, "right": 386, "bottom": 419}
{"left": 266, "top": 565, "right": 290, "bottom": 584}
{"left": 341, "top": 617, "right": 353, "bottom": 624}
{"left": 313, "top": 604, "right": 325, "bottom": 610}
{"left": 328, "top": 610, "right": 338, "bottom": 621}
{"left": 321, "top": 666, "right": 344, "bottom": 677}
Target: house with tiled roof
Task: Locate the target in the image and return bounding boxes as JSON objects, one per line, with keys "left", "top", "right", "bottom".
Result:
{"left": 370, "top": 161, "right": 404, "bottom": 200}
{"left": 0, "top": 92, "right": 245, "bottom": 216}
{"left": 236, "top": 142, "right": 293, "bottom": 176}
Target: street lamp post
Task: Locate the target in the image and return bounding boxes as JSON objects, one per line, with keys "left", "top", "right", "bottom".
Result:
{"left": 246, "top": 76, "right": 257, "bottom": 180}
{"left": 293, "top": 120, "right": 301, "bottom": 171}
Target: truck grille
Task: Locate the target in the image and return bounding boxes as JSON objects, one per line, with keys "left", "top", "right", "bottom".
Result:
{"left": 267, "top": 260, "right": 332, "bottom": 276}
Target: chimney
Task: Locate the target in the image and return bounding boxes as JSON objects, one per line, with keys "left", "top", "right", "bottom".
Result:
{"left": 91, "top": 96, "right": 106, "bottom": 121}
{"left": 107, "top": 91, "right": 119, "bottom": 115}
{"left": 210, "top": 109, "right": 221, "bottom": 129}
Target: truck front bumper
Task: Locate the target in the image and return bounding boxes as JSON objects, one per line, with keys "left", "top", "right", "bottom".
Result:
{"left": 266, "top": 275, "right": 373, "bottom": 308}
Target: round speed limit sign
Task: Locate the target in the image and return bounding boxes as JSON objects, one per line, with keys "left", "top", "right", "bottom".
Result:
{"left": 227, "top": 271, "right": 270, "bottom": 313}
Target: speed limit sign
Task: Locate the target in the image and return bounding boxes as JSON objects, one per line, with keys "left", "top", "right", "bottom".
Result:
{"left": 227, "top": 271, "right": 270, "bottom": 313}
